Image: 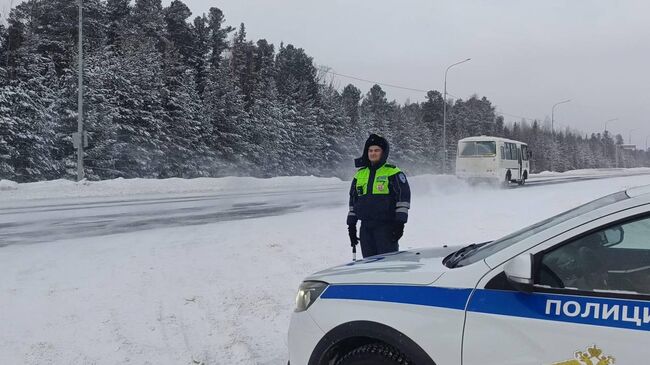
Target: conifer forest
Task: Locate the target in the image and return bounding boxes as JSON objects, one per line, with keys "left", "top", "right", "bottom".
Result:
{"left": 1, "top": 0, "right": 648, "bottom": 182}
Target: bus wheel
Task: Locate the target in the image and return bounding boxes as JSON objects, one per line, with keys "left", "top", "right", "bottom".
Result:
{"left": 518, "top": 172, "right": 527, "bottom": 186}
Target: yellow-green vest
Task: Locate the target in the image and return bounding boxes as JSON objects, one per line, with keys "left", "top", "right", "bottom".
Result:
{"left": 354, "top": 164, "right": 402, "bottom": 195}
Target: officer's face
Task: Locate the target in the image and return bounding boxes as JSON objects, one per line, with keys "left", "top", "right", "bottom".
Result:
{"left": 368, "top": 146, "right": 383, "bottom": 164}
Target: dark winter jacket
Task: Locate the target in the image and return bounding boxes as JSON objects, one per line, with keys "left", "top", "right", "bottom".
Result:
{"left": 347, "top": 134, "right": 411, "bottom": 225}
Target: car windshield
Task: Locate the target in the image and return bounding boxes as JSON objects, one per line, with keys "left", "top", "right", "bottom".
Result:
{"left": 454, "top": 191, "right": 629, "bottom": 267}
{"left": 459, "top": 141, "right": 497, "bottom": 157}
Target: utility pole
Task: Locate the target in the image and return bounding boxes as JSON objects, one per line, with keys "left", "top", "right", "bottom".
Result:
{"left": 551, "top": 99, "right": 571, "bottom": 135}
{"left": 550, "top": 99, "right": 571, "bottom": 172}
{"left": 628, "top": 129, "right": 637, "bottom": 145}
{"left": 76, "top": 0, "right": 84, "bottom": 181}
{"left": 442, "top": 58, "right": 471, "bottom": 174}
{"left": 603, "top": 118, "right": 618, "bottom": 167}
{"left": 604, "top": 118, "right": 618, "bottom": 135}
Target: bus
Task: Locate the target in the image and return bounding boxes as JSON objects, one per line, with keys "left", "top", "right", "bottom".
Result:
{"left": 455, "top": 136, "right": 530, "bottom": 185}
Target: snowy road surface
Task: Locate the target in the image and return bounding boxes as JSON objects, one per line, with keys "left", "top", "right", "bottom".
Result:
{"left": 0, "top": 186, "right": 344, "bottom": 247}
{"left": 2, "top": 168, "right": 650, "bottom": 247}
{"left": 2, "top": 169, "right": 650, "bottom": 364}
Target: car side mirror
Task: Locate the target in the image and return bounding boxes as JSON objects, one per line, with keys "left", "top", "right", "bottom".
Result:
{"left": 504, "top": 253, "right": 534, "bottom": 293}
{"left": 603, "top": 226, "right": 624, "bottom": 247}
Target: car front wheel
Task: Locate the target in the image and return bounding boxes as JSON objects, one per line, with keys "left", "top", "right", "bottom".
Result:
{"left": 335, "top": 343, "right": 412, "bottom": 365}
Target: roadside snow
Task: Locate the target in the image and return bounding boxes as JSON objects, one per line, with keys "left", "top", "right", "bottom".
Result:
{"left": 2, "top": 173, "right": 650, "bottom": 364}
{"left": 3, "top": 167, "right": 649, "bottom": 203}
{"left": 533, "top": 167, "right": 650, "bottom": 178}
{"left": 0, "top": 175, "right": 346, "bottom": 203}
{"left": 0, "top": 179, "right": 18, "bottom": 191}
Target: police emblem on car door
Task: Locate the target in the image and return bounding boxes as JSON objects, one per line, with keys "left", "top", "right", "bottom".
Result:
{"left": 552, "top": 345, "right": 615, "bottom": 365}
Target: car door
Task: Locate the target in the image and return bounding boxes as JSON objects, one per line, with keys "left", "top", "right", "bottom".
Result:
{"left": 462, "top": 206, "right": 650, "bottom": 364}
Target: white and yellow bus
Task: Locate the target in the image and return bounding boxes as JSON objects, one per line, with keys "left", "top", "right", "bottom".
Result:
{"left": 455, "top": 136, "right": 530, "bottom": 185}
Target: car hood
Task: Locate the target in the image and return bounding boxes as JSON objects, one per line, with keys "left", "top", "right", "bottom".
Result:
{"left": 305, "top": 246, "right": 460, "bottom": 285}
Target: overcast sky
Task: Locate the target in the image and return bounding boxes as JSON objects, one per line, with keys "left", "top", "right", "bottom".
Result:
{"left": 3, "top": 0, "right": 650, "bottom": 146}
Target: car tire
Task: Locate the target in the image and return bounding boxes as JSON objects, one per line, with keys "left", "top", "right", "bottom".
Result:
{"left": 335, "top": 343, "right": 412, "bottom": 365}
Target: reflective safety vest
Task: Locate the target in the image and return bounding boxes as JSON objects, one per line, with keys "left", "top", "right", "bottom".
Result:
{"left": 349, "top": 163, "right": 409, "bottom": 223}
{"left": 354, "top": 165, "right": 402, "bottom": 196}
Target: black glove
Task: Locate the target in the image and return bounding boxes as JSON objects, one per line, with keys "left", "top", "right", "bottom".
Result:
{"left": 348, "top": 224, "right": 358, "bottom": 247}
{"left": 392, "top": 222, "right": 405, "bottom": 242}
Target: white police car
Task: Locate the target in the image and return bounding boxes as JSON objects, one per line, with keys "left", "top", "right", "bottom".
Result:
{"left": 288, "top": 186, "right": 650, "bottom": 364}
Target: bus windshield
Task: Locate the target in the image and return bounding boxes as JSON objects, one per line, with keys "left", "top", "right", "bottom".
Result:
{"left": 459, "top": 141, "right": 496, "bottom": 157}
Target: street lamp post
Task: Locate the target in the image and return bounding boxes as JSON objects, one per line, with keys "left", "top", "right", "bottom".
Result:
{"left": 551, "top": 99, "right": 571, "bottom": 134}
{"left": 602, "top": 118, "right": 618, "bottom": 168}
{"left": 76, "top": 0, "right": 84, "bottom": 181}
{"left": 442, "top": 58, "right": 471, "bottom": 174}
{"left": 549, "top": 99, "right": 571, "bottom": 172}
{"left": 646, "top": 135, "right": 650, "bottom": 151}
{"left": 629, "top": 129, "right": 637, "bottom": 145}
{"left": 604, "top": 118, "right": 618, "bottom": 135}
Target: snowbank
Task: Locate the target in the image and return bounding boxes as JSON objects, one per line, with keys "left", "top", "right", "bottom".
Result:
{"left": 0, "top": 175, "right": 346, "bottom": 202}
{"left": 532, "top": 167, "right": 650, "bottom": 178}
{"left": 0, "top": 179, "right": 18, "bottom": 191}
{"left": 4, "top": 167, "right": 649, "bottom": 203}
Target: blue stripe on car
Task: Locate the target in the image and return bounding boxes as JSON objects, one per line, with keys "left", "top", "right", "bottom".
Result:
{"left": 321, "top": 285, "right": 650, "bottom": 332}
{"left": 321, "top": 285, "right": 471, "bottom": 310}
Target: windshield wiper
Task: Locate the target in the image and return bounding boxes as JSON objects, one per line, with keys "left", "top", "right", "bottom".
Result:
{"left": 443, "top": 241, "right": 491, "bottom": 268}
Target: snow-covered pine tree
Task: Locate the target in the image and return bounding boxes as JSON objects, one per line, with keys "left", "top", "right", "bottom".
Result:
{"left": 203, "top": 60, "right": 252, "bottom": 176}
{"left": 230, "top": 23, "right": 257, "bottom": 111}
{"left": 0, "top": 52, "right": 58, "bottom": 181}
{"left": 313, "top": 84, "right": 350, "bottom": 177}
{"left": 341, "top": 84, "right": 362, "bottom": 145}
{"left": 163, "top": 0, "right": 195, "bottom": 68}
{"left": 106, "top": 0, "right": 130, "bottom": 49}
{"left": 191, "top": 15, "right": 209, "bottom": 96}
{"left": 207, "top": 7, "right": 234, "bottom": 70}
{"left": 275, "top": 43, "right": 319, "bottom": 106}
{"left": 159, "top": 46, "right": 206, "bottom": 178}
{"left": 360, "top": 84, "right": 392, "bottom": 135}
{"left": 421, "top": 90, "right": 444, "bottom": 171}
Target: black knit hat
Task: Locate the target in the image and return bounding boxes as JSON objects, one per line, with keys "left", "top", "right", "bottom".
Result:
{"left": 354, "top": 134, "right": 390, "bottom": 168}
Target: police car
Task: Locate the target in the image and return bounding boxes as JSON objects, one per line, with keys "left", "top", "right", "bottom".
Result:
{"left": 288, "top": 185, "right": 650, "bottom": 364}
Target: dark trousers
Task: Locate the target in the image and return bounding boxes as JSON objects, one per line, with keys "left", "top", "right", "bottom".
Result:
{"left": 359, "top": 221, "right": 398, "bottom": 258}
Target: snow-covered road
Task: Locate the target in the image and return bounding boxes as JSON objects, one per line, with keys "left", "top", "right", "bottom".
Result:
{"left": 3, "top": 168, "right": 650, "bottom": 247}
{"left": 0, "top": 186, "right": 344, "bottom": 246}
{"left": 2, "top": 170, "right": 650, "bottom": 364}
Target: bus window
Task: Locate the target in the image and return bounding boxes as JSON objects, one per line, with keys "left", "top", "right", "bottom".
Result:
{"left": 500, "top": 146, "right": 505, "bottom": 160}
{"left": 515, "top": 146, "right": 520, "bottom": 161}
{"left": 459, "top": 141, "right": 496, "bottom": 157}
{"left": 506, "top": 143, "right": 517, "bottom": 160}
{"left": 476, "top": 141, "right": 496, "bottom": 155}
{"left": 522, "top": 145, "right": 528, "bottom": 161}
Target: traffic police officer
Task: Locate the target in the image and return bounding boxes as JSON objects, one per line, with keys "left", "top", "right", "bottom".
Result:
{"left": 347, "top": 134, "right": 411, "bottom": 258}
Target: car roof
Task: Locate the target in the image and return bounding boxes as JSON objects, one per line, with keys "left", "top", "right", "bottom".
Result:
{"left": 626, "top": 184, "right": 650, "bottom": 198}
{"left": 484, "top": 186, "right": 650, "bottom": 268}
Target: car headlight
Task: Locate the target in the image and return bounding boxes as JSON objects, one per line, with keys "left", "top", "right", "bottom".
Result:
{"left": 295, "top": 281, "right": 328, "bottom": 312}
